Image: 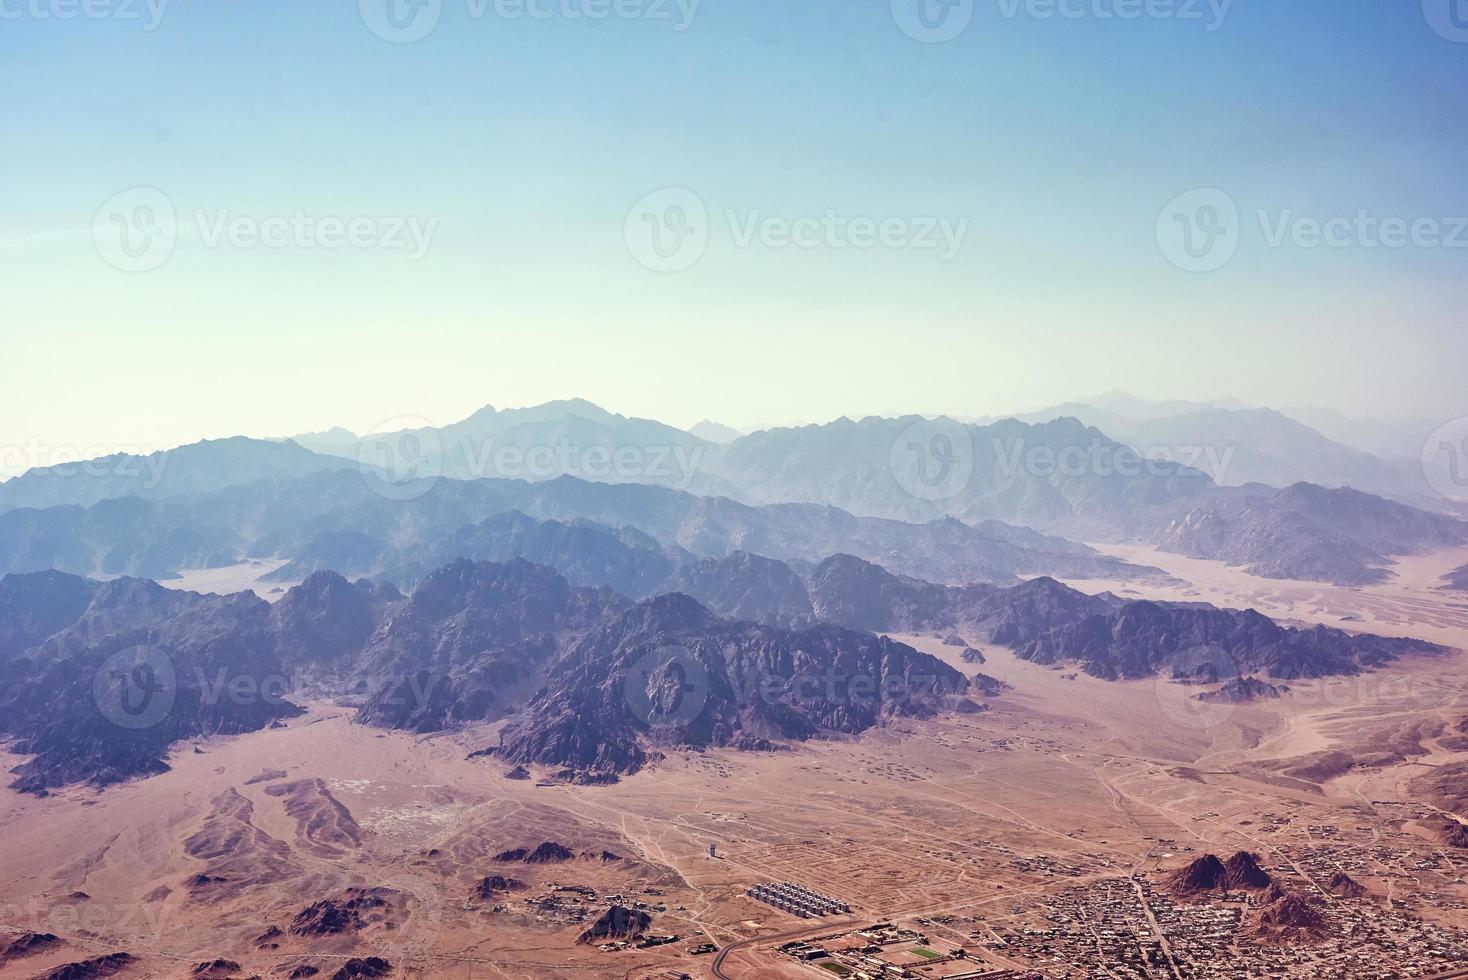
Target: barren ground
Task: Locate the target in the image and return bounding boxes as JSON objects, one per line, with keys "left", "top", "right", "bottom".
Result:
{"left": 3, "top": 547, "right": 1467, "bottom": 978}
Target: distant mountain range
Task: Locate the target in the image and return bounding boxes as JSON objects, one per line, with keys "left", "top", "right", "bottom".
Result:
{"left": 1002, "top": 392, "right": 1440, "bottom": 502}
{"left": 1155, "top": 483, "right": 1468, "bottom": 585}
{"left": 1, "top": 396, "right": 1464, "bottom": 589}
{"left": 0, "top": 552, "right": 1441, "bottom": 792}
{"left": 0, "top": 466, "right": 1166, "bottom": 588}
{"left": 0, "top": 437, "right": 351, "bottom": 512}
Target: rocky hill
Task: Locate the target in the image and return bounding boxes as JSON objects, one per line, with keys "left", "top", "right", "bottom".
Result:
{"left": 0, "top": 437, "right": 350, "bottom": 513}
{"left": 351, "top": 559, "right": 624, "bottom": 732}
{"left": 1156, "top": 483, "right": 1468, "bottom": 585}
{"left": 1166, "top": 851, "right": 1272, "bottom": 894}
{"left": 710, "top": 414, "right": 1212, "bottom": 525}
{"left": 496, "top": 592, "right": 968, "bottom": 778}
{"left": 0, "top": 545, "right": 1443, "bottom": 793}
{"left": 1196, "top": 677, "right": 1288, "bottom": 703}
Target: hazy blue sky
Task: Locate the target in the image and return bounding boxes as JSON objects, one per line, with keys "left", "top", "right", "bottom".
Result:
{"left": 3, "top": 0, "right": 1466, "bottom": 461}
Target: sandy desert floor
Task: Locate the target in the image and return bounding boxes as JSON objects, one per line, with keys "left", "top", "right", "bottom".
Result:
{"left": 157, "top": 561, "right": 297, "bottom": 602}
{"left": 3, "top": 548, "right": 1468, "bottom": 979}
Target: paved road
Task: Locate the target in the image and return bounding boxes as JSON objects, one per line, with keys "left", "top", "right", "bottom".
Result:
{"left": 710, "top": 918, "right": 857, "bottom": 980}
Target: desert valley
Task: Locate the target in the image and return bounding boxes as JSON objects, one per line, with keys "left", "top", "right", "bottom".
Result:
{"left": 0, "top": 400, "right": 1466, "bottom": 980}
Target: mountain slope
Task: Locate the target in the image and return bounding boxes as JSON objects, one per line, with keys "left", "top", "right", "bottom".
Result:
{"left": 0, "top": 437, "right": 351, "bottom": 513}
{"left": 0, "top": 470, "right": 1164, "bottom": 588}
{"left": 497, "top": 592, "right": 968, "bottom": 776}
{"left": 1155, "top": 483, "right": 1468, "bottom": 585}
{"left": 710, "top": 415, "right": 1212, "bottom": 526}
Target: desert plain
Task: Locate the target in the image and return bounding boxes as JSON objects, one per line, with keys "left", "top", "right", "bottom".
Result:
{"left": 3, "top": 545, "right": 1468, "bottom": 979}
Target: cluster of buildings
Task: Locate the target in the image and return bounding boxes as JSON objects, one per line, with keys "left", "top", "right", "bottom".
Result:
{"left": 746, "top": 880, "right": 851, "bottom": 918}
{"left": 781, "top": 924, "right": 1027, "bottom": 979}
{"left": 963, "top": 871, "right": 1467, "bottom": 978}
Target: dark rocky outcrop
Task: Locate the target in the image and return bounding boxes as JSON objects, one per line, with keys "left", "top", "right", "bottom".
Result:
{"left": 525, "top": 841, "right": 576, "bottom": 864}
{"left": 1222, "top": 851, "right": 1272, "bottom": 890}
{"left": 498, "top": 592, "right": 967, "bottom": 778}
{"left": 352, "top": 560, "right": 623, "bottom": 733}
{"left": 329, "top": 958, "right": 391, "bottom": 979}
{"left": 578, "top": 906, "right": 651, "bottom": 943}
{"left": 494, "top": 842, "right": 575, "bottom": 864}
{"left": 1326, "top": 871, "right": 1366, "bottom": 898}
{"left": 0, "top": 578, "right": 305, "bottom": 794}
{"left": 0, "top": 571, "right": 97, "bottom": 661}
{"left": 983, "top": 581, "right": 1437, "bottom": 681}
{"left": 289, "top": 889, "right": 390, "bottom": 936}
{"left": 1166, "top": 854, "right": 1228, "bottom": 894}
{"left": 0, "top": 549, "right": 1442, "bottom": 794}
{"left": 270, "top": 572, "right": 400, "bottom": 667}
{"left": 34, "top": 952, "right": 135, "bottom": 980}
{"left": 1196, "top": 677, "right": 1288, "bottom": 703}
{"left": 0, "top": 931, "right": 60, "bottom": 963}
{"left": 473, "top": 876, "right": 528, "bottom": 900}
{"left": 1255, "top": 889, "right": 1328, "bottom": 940}
{"left": 1167, "top": 851, "right": 1271, "bottom": 894}
{"left": 970, "top": 673, "right": 1012, "bottom": 697}
{"left": 803, "top": 555, "right": 1439, "bottom": 682}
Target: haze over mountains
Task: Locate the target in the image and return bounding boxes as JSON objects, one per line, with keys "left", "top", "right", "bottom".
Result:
{"left": 989, "top": 391, "right": 1444, "bottom": 501}
{"left": 1, "top": 393, "right": 1462, "bottom": 588}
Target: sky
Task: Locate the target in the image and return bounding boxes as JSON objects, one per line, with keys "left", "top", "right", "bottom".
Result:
{"left": 3, "top": 0, "right": 1467, "bottom": 467}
